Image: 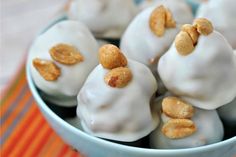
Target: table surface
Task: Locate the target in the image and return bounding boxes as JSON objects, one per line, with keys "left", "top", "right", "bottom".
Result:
{"left": 0, "top": 0, "right": 67, "bottom": 93}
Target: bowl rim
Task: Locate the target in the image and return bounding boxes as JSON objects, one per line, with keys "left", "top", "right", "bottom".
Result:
{"left": 26, "top": 11, "right": 236, "bottom": 155}
{"left": 26, "top": 54, "right": 236, "bottom": 155}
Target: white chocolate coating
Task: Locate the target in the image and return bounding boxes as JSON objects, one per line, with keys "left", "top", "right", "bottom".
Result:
{"left": 120, "top": 5, "right": 186, "bottom": 74}
{"left": 218, "top": 50, "right": 236, "bottom": 124}
{"left": 197, "top": 0, "right": 236, "bottom": 49}
{"left": 77, "top": 60, "right": 159, "bottom": 142}
{"left": 218, "top": 97, "right": 236, "bottom": 125}
{"left": 120, "top": 6, "right": 178, "bottom": 94}
{"left": 67, "top": 0, "right": 137, "bottom": 38}
{"left": 138, "top": 0, "right": 193, "bottom": 24}
{"left": 158, "top": 31, "right": 236, "bottom": 109}
{"left": 29, "top": 21, "right": 99, "bottom": 106}
{"left": 151, "top": 108, "right": 224, "bottom": 149}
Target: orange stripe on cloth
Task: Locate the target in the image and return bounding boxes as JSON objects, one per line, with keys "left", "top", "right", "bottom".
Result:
{"left": 0, "top": 90, "right": 31, "bottom": 137}
{"left": 42, "top": 134, "right": 66, "bottom": 157}
{"left": 37, "top": 132, "right": 63, "bottom": 157}
{"left": 21, "top": 124, "right": 52, "bottom": 157}
{"left": 1, "top": 64, "right": 83, "bottom": 157}
{"left": 8, "top": 113, "right": 44, "bottom": 157}
{"left": 0, "top": 73, "right": 26, "bottom": 111}
{"left": 1, "top": 104, "right": 39, "bottom": 156}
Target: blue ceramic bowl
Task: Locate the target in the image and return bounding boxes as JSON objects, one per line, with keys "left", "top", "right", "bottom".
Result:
{"left": 26, "top": 57, "right": 236, "bottom": 157}
{"left": 26, "top": 3, "right": 236, "bottom": 156}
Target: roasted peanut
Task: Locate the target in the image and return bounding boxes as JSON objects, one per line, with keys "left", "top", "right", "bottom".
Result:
{"left": 193, "top": 18, "right": 213, "bottom": 35}
{"left": 104, "top": 67, "right": 132, "bottom": 88}
{"left": 50, "top": 43, "right": 84, "bottom": 65}
{"left": 162, "top": 119, "right": 197, "bottom": 139}
{"left": 33, "top": 58, "right": 61, "bottom": 81}
{"left": 99, "top": 44, "right": 127, "bottom": 69}
{"left": 162, "top": 96, "right": 195, "bottom": 119}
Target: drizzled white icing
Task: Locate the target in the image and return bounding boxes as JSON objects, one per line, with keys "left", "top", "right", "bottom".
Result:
{"left": 197, "top": 0, "right": 236, "bottom": 49}
{"left": 29, "top": 21, "right": 99, "bottom": 106}
{"left": 67, "top": 0, "right": 137, "bottom": 38}
{"left": 151, "top": 108, "right": 224, "bottom": 149}
{"left": 158, "top": 31, "right": 236, "bottom": 109}
{"left": 77, "top": 60, "right": 159, "bottom": 142}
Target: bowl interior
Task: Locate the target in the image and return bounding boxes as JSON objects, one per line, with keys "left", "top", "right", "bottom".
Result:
{"left": 26, "top": 4, "right": 236, "bottom": 156}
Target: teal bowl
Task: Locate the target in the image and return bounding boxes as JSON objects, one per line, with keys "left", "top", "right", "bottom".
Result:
{"left": 26, "top": 54, "right": 236, "bottom": 157}
{"left": 26, "top": 6, "right": 236, "bottom": 157}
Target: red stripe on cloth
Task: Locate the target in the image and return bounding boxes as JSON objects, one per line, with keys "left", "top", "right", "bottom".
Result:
{"left": 71, "top": 151, "right": 83, "bottom": 157}
{"left": 9, "top": 114, "right": 45, "bottom": 157}
{"left": 43, "top": 135, "right": 65, "bottom": 157}
{"left": 21, "top": 124, "right": 52, "bottom": 157}
{"left": 28, "top": 127, "right": 53, "bottom": 156}
{"left": 57, "top": 144, "right": 70, "bottom": 157}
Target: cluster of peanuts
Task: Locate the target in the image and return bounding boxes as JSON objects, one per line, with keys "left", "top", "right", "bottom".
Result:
{"left": 33, "top": 43, "right": 84, "bottom": 81}
{"left": 161, "top": 96, "right": 197, "bottom": 139}
{"left": 175, "top": 18, "right": 213, "bottom": 56}
{"left": 149, "top": 5, "right": 176, "bottom": 37}
{"left": 98, "top": 44, "right": 133, "bottom": 88}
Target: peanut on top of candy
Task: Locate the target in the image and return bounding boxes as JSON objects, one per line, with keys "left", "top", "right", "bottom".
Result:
{"left": 99, "top": 44, "right": 127, "bottom": 69}
{"left": 175, "top": 18, "right": 213, "bottom": 56}
{"left": 149, "top": 5, "right": 176, "bottom": 37}
{"left": 161, "top": 96, "right": 197, "bottom": 139}
{"left": 162, "top": 118, "right": 197, "bottom": 139}
{"left": 50, "top": 43, "right": 84, "bottom": 65}
{"left": 162, "top": 96, "right": 195, "bottom": 119}
{"left": 33, "top": 58, "right": 61, "bottom": 81}
{"left": 99, "top": 44, "right": 132, "bottom": 88}
{"left": 33, "top": 43, "right": 83, "bottom": 81}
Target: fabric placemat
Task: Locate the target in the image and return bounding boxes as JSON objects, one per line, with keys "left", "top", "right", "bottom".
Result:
{"left": 0, "top": 64, "right": 83, "bottom": 157}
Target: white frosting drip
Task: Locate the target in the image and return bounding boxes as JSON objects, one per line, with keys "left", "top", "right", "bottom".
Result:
{"left": 138, "top": 0, "right": 193, "bottom": 24}
{"left": 158, "top": 31, "right": 236, "bottom": 109}
{"left": 29, "top": 21, "right": 99, "bottom": 106}
{"left": 196, "top": 0, "right": 236, "bottom": 49}
{"left": 67, "top": 0, "right": 137, "bottom": 38}
{"left": 77, "top": 60, "right": 159, "bottom": 142}
{"left": 151, "top": 108, "right": 224, "bottom": 149}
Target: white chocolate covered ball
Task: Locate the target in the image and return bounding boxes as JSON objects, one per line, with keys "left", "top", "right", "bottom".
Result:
{"left": 67, "top": 0, "right": 137, "bottom": 38}
{"left": 151, "top": 108, "right": 224, "bottom": 149}
{"left": 196, "top": 0, "right": 236, "bottom": 49}
{"left": 138, "top": 0, "right": 193, "bottom": 24}
{"left": 120, "top": 5, "right": 182, "bottom": 94}
{"left": 120, "top": 5, "right": 183, "bottom": 74}
{"left": 77, "top": 60, "right": 159, "bottom": 142}
{"left": 29, "top": 21, "right": 99, "bottom": 106}
{"left": 158, "top": 31, "right": 236, "bottom": 109}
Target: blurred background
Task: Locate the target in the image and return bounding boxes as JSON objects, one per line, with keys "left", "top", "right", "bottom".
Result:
{"left": 0, "top": 0, "right": 67, "bottom": 94}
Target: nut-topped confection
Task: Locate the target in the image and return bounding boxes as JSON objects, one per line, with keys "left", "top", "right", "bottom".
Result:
{"left": 151, "top": 96, "right": 224, "bottom": 148}
{"left": 158, "top": 18, "right": 236, "bottom": 110}
{"left": 120, "top": 3, "right": 193, "bottom": 94}
{"left": 67, "top": 0, "right": 137, "bottom": 39}
{"left": 77, "top": 44, "right": 159, "bottom": 142}
{"left": 29, "top": 20, "right": 99, "bottom": 106}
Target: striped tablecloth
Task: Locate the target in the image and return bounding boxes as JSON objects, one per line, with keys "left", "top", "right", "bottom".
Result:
{"left": 0, "top": 64, "right": 83, "bottom": 157}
